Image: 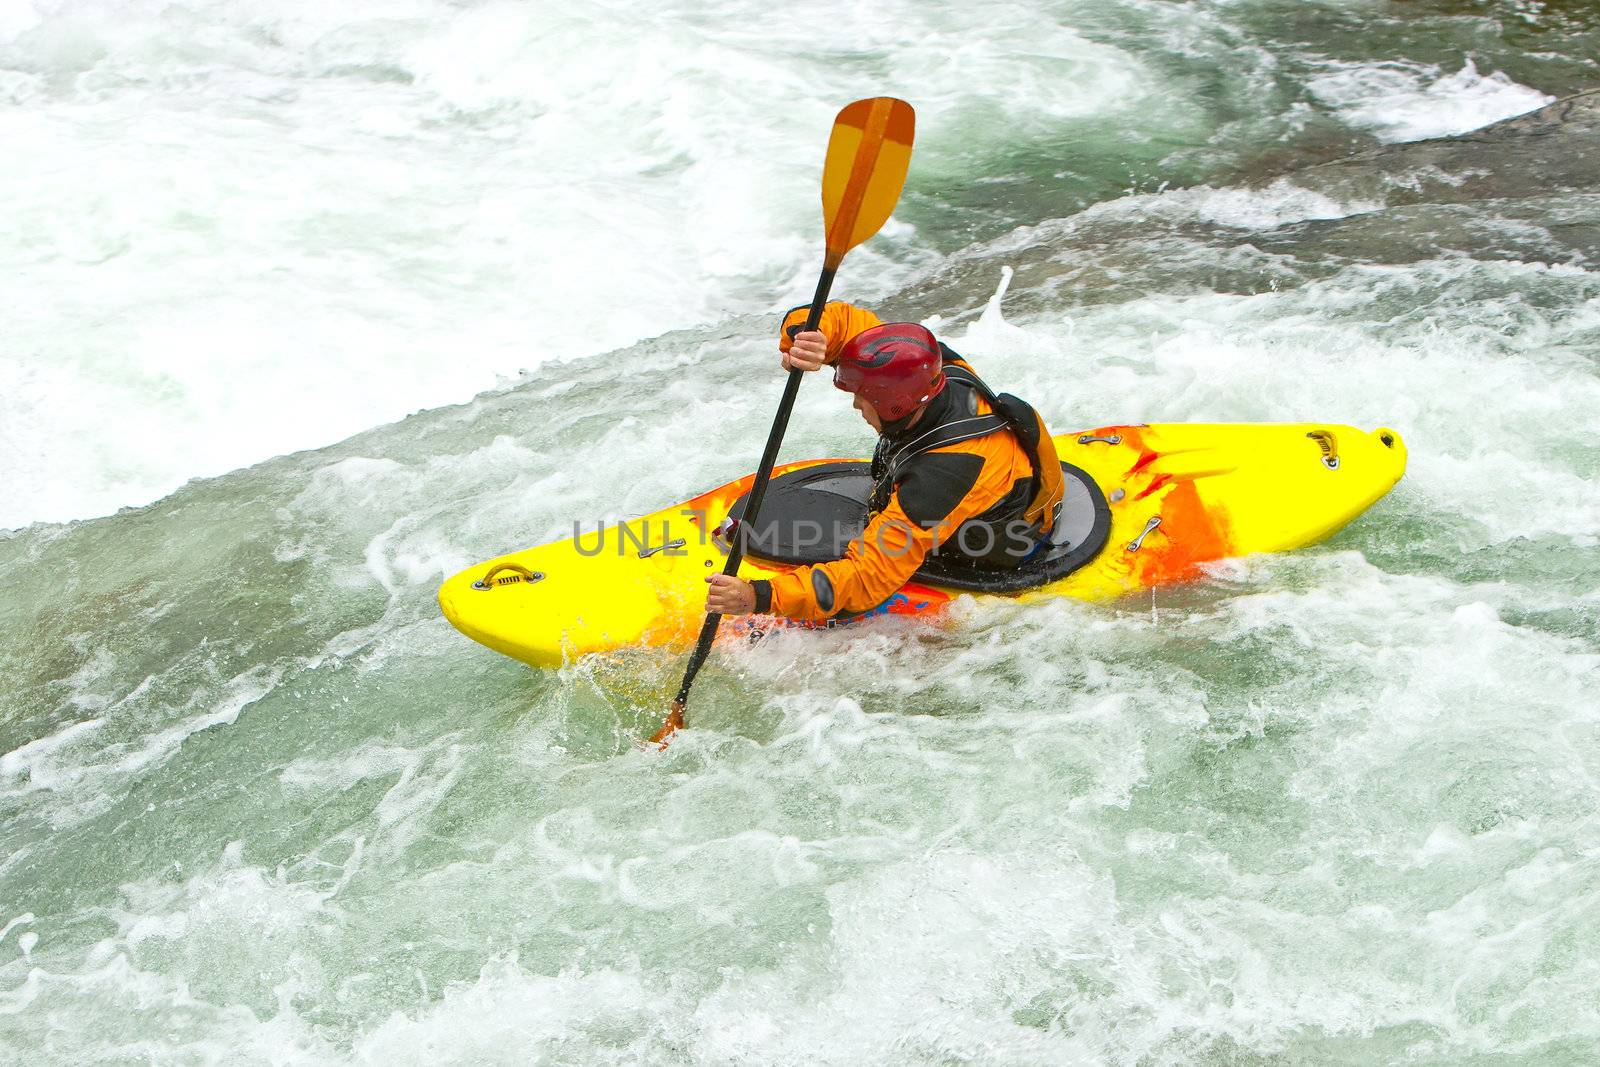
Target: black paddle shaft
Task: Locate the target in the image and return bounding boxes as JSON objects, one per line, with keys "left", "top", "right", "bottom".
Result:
{"left": 671, "top": 265, "right": 838, "bottom": 709}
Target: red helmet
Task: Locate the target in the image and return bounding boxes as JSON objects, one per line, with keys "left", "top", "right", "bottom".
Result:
{"left": 833, "top": 323, "right": 945, "bottom": 423}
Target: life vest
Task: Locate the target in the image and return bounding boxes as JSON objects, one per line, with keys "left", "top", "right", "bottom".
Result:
{"left": 868, "top": 352, "right": 1064, "bottom": 566}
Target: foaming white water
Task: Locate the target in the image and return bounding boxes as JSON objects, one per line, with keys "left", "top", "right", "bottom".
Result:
{"left": 2, "top": 247, "right": 1598, "bottom": 1061}
{"left": 5, "top": 4, "right": 1600, "bottom": 1061}
{"left": 353, "top": 956, "right": 672, "bottom": 1064}
{"left": 1307, "top": 60, "right": 1552, "bottom": 143}
{"left": 0, "top": 0, "right": 1172, "bottom": 529}
{"left": 1094, "top": 178, "right": 1377, "bottom": 230}
{"left": 0, "top": 662, "right": 282, "bottom": 829}
{"left": 965, "top": 178, "right": 1384, "bottom": 269}
{"left": 942, "top": 258, "right": 1600, "bottom": 550}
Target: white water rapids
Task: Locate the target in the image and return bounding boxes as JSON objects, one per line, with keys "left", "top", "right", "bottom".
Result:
{"left": 3, "top": 1, "right": 1598, "bottom": 1063}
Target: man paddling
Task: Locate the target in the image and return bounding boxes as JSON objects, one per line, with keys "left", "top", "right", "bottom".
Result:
{"left": 704, "top": 301, "right": 1064, "bottom": 622}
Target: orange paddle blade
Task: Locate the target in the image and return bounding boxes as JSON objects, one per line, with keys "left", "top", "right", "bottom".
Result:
{"left": 821, "top": 97, "right": 915, "bottom": 267}
{"left": 648, "top": 701, "right": 685, "bottom": 747}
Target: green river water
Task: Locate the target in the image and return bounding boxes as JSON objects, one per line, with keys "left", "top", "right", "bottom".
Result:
{"left": 3, "top": 1, "right": 1598, "bottom": 1063}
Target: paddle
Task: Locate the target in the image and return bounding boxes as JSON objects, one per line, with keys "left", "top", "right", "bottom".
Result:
{"left": 649, "top": 96, "right": 916, "bottom": 745}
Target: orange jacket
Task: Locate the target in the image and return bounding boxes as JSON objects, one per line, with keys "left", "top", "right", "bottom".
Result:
{"left": 754, "top": 303, "right": 1062, "bottom": 623}
{"left": 778, "top": 300, "right": 883, "bottom": 360}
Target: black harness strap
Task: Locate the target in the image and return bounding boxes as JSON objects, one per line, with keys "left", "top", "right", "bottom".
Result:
{"left": 940, "top": 364, "right": 1047, "bottom": 495}
{"left": 868, "top": 361, "right": 1047, "bottom": 514}
{"left": 868, "top": 382, "right": 1006, "bottom": 513}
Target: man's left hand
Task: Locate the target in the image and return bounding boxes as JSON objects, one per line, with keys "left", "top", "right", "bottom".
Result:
{"left": 705, "top": 573, "right": 756, "bottom": 615}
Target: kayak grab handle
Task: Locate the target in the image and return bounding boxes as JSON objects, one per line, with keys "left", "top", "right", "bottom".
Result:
{"left": 1306, "top": 430, "right": 1340, "bottom": 470}
{"left": 639, "top": 539, "right": 687, "bottom": 559}
{"left": 472, "top": 563, "right": 545, "bottom": 590}
{"left": 1126, "top": 516, "right": 1161, "bottom": 552}
{"left": 1078, "top": 433, "right": 1122, "bottom": 445}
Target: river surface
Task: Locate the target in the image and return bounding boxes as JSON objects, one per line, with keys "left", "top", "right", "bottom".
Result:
{"left": 3, "top": 1, "right": 1599, "bottom": 1063}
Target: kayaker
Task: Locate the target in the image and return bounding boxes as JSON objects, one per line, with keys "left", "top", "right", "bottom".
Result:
{"left": 705, "top": 301, "right": 1064, "bottom": 622}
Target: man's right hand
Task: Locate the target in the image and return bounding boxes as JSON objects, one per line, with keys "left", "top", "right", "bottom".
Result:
{"left": 782, "top": 330, "right": 828, "bottom": 372}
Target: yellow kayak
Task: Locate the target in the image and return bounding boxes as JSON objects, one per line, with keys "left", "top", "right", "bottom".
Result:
{"left": 439, "top": 422, "right": 1406, "bottom": 668}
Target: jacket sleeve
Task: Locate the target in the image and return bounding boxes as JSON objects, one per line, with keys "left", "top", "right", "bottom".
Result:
{"left": 778, "top": 301, "right": 882, "bottom": 363}
{"left": 752, "top": 492, "right": 936, "bottom": 623}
